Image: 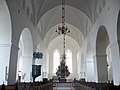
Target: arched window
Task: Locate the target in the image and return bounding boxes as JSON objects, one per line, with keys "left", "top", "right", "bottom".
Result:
{"left": 66, "top": 49, "right": 72, "bottom": 73}
{"left": 53, "top": 49, "right": 60, "bottom": 73}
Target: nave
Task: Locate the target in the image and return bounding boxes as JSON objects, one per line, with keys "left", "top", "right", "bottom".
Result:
{"left": 1, "top": 0, "right": 120, "bottom": 88}
{"left": 1, "top": 80, "right": 120, "bottom": 90}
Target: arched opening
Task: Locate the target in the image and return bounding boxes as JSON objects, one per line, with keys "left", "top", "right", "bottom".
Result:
{"left": 0, "top": 0, "right": 11, "bottom": 85}
{"left": 17, "top": 28, "right": 33, "bottom": 82}
{"left": 96, "top": 26, "right": 111, "bottom": 83}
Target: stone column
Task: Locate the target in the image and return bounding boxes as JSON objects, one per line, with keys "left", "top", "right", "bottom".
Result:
{"left": 86, "top": 60, "right": 94, "bottom": 82}
{"left": 80, "top": 61, "right": 86, "bottom": 78}
{"left": 8, "top": 44, "right": 19, "bottom": 85}
{"left": 72, "top": 51, "right": 77, "bottom": 79}
{"left": 93, "top": 55, "right": 98, "bottom": 82}
{"left": 110, "top": 41, "right": 120, "bottom": 85}
{"left": 48, "top": 52, "right": 53, "bottom": 79}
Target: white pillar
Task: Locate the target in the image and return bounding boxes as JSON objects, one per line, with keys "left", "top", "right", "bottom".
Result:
{"left": 80, "top": 61, "right": 86, "bottom": 78}
{"left": 0, "top": 44, "right": 11, "bottom": 85}
{"left": 8, "top": 44, "right": 19, "bottom": 85}
{"left": 48, "top": 52, "right": 53, "bottom": 79}
{"left": 110, "top": 41, "right": 120, "bottom": 85}
{"left": 93, "top": 55, "right": 98, "bottom": 82}
{"left": 72, "top": 51, "right": 77, "bottom": 79}
{"left": 86, "top": 61, "right": 94, "bottom": 82}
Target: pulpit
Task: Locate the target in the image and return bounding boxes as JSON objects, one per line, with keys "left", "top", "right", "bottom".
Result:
{"left": 32, "top": 65, "right": 41, "bottom": 82}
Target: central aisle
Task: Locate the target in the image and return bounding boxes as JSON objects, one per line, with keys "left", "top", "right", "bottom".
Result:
{"left": 53, "top": 82, "right": 75, "bottom": 90}
{"left": 53, "top": 87, "right": 74, "bottom": 90}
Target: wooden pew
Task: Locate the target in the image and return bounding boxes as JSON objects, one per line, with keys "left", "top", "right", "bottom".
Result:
{"left": 0, "top": 80, "right": 53, "bottom": 90}
{"left": 74, "top": 80, "right": 120, "bottom": 90}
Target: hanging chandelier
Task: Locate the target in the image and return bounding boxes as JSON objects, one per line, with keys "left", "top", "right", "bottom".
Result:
{"left": 55, "top": 0, "right": 70, "bottom": 79}
{"left": 55, "top": 0, "right": 70, "bottom": 35}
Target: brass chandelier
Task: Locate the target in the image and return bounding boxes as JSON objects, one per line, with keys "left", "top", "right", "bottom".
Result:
{"left": 55, "top": 0, "right": 70, "bottom": 78}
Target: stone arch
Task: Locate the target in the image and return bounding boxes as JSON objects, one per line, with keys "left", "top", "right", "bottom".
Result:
{"left": 96, "top": 25, "right": 110, "bottom": 83}
{"left": 17, "top": 28, "right": 33, "bottom": 82}
{"left": 0, "top": 0, "right": 12, "bottom": 85}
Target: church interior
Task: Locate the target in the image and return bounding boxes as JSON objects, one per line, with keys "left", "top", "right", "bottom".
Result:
{"left": 0, "top": 0, "right": 120, "bottom": 89}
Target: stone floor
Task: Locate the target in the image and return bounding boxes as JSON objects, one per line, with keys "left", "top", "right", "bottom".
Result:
{"left": 53, "top": 83, "right": 74, "bottom": 90}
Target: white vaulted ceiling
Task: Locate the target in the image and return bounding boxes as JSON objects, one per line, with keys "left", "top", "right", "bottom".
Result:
{"left": 20, "top": 0, "right": 106, "bottom": 47}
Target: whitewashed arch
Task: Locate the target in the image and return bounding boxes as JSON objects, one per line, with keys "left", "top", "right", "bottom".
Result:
{"left": 17, "top": 28, "right": 33, "bottom": 82}
{"left": 96, "top": 25, "right": 110, "bottom": 83}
